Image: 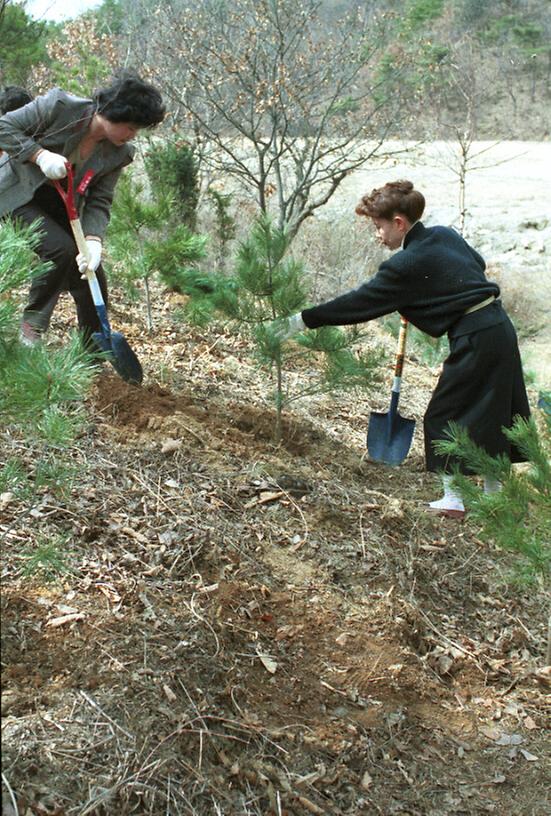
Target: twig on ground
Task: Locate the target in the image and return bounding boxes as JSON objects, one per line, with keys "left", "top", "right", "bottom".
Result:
{"left": 132, "top": 471, "right": 179, "bottom": 518}
{"left": 187, "top": 595, "right": 221, "bottom": 657}
{"left": 79, "top": 690, "right": 135, "bottom": 741}
{"left": 417, "top": 609, "right": 486, "bottom": 674}
{"left": 1, "top": 773, "right": 19, "bottom": 816}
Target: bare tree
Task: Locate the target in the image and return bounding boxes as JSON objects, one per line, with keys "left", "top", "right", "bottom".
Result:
{"left": 431, "top": 41, "right": 521, "bottom": 233}
{"left": 126, "top": 0, "right": 401, "bottom": 241}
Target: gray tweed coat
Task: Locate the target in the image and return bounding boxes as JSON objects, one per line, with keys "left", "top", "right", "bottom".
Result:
{"left": 0, "top": 88, "right": 134, "bottom": 238}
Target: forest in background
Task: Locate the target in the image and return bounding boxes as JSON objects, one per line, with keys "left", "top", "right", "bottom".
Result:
{"left": 1, "top": 0, "right": 551, "bottom": 141}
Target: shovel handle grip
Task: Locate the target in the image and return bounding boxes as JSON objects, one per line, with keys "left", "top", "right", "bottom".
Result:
{"left": 53, "top": 163, "right": 93, "bottom": 269}
{"left": 67, "top": 216, "right": 105, "bottom": 310}
{"left": 54, "top": 165, "right": 104, "bottom": 302}
{"left": 394, "top": 316, "right": 408, "bottom": 379}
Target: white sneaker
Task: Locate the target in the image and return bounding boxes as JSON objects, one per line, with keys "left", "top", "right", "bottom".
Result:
{"left": 426, "top": 496, "right": 465, "bottom": 519}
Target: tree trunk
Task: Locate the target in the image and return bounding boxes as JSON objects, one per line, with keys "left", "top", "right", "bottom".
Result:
{"left": 144, "top": 277, "right": 153, "bottom": 333}
{"left": 275, "top": 358, "right": 283, "bottom": 444}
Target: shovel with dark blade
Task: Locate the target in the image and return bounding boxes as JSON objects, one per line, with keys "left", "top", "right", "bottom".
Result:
{"left": 54, "top": 164, "right": 143, "bottom": 385}
{"left": 367, "top": 316, "right": 415, "bottom": 466}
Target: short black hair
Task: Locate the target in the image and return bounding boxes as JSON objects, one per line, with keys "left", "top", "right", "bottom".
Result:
{"left": 0, "top": 86, "right": 33, "bottom": 115}
{"left": 94, "top": 71, "right": 165, "bottom": 128}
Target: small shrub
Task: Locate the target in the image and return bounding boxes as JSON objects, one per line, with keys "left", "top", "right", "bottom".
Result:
{"left": 145, "top": 140, "right": 199, "bottom": 230}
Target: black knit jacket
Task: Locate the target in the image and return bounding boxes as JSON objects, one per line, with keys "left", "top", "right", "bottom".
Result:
{"left": 302, "top": 222, "right": 500, "bottom": 338}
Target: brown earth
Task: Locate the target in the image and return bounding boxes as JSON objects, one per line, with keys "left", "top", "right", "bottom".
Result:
{"left": 2, "top": 290, "right": 550, "bottom": 816}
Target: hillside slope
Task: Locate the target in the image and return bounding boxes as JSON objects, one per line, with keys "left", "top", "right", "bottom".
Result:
{"left": 2, "top": 299, "right": 550, "bottom": 816}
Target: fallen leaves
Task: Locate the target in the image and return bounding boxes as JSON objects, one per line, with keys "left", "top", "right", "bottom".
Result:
{"left": 257, "top": 651, "right": 278, "bottom": 674}
{"left": 0, "top": 491, "right": 15, "bottom": 511}
{"left": 2, "top": 299, "right": 548, "bottom": 816}
{"left": 478, "top": 726, "right": 540, "bottom": 761}
{"left": 360, "top": 770, "right": 373, "bottom": 790}
{"left": 45, "top": 611, "right": 85, "bottom": 628}
{"left": 380, "top": 497, "right": 405, "bottom": 521}
{"left": 95, "top": 582, "right": 122, "bottom": 607}
{"left": 161, "top": 437, "right": 182, "bottom": 454}
{"left": 494, "top": 732, "right": 523, "bottom": 746}
{"left": 519, "top": 749, "right": 539, "bottom": 762}
{"left": 425, "top": 643, "right": 465, "bottom": 676}
{"left": 162, "top": 683, "right": 177, "bottom": 702}
{"left": 534, "top": 665, "right": 551, "bottom": 689}
{"left": 244, "top": 490, "right": 285, "bottom": 509}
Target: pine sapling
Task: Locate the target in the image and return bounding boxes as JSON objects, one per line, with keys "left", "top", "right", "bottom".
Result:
{"left": 179, "top": 215, "right": 384, "bottom": 442}
{"left": 207, "top": 188, "right": 236, "bottom": 272}
{"left": 145, "top": 139, "right": 200, "bottom": 230}
{"left": 1, "top": 221, "right": 95, "bottom": 518}
{"left": 434, "top": 416, "right": 550, "bottom": 664}
{"left": 107, "top": 173, "right": 207, "bottom": 331}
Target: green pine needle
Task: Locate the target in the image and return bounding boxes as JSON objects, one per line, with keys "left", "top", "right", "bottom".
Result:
{"left": 434, "top": 419, "right": 550, "bottom": 581}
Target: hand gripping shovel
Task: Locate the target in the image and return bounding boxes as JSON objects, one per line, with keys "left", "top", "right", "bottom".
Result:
{"left": 54, "top": 163, "right": 143, "bottom": 385}
{"left": 367, "top": 316, "right": 415, "bottom": 466}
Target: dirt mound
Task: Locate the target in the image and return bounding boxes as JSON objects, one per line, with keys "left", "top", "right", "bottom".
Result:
{"left": 91, "top": 372, "right": 327, "bottom": 457}
{"left": 92, "top": 374, "right": 184, "bottom": 429}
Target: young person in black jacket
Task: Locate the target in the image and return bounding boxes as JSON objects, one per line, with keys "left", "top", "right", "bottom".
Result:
{"left": 275, "top": 180, "right": 530, "bottom": 517}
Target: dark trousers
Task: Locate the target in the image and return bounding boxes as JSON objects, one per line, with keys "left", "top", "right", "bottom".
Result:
{"left": 12, "top": 184, "right": 108, "bottom": 336}
{"left": 424, "top": 313, "right": 530, "bottom": 473}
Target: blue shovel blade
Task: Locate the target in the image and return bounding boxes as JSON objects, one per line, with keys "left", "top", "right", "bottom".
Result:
{"left": 367, "top": 409, "right": 415, "bottom": 466}
{"left": 92, "top": 331, "right": 143, "bottom": 385}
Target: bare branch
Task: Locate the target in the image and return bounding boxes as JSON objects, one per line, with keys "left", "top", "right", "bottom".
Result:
{"left": 126, "top": 0, "right": 402, "bottom": 239}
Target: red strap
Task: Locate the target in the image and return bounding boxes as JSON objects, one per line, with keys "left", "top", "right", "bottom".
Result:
{"left": 53, "top": 162, "right": 78, "bottom": 220}
{"left": 77, "top": 169, "right": 95, "bottom": 195}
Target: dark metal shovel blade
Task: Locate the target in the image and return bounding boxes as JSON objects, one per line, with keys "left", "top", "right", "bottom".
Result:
{"left": 367, "top": 409, "right": 415, "bottom": 466}
{"left": 92, "top": 331, "right": 143, "bottom": 385}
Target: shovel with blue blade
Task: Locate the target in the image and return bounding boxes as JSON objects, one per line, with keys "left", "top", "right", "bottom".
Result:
{"left": 367, "top": 315, "right": 415, "bottom": 466}
{"left": 54, "top": 163, "right": 143, "bottom": 385}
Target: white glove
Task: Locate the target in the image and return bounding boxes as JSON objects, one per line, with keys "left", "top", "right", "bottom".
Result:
{"left": 272, "top": 312, "right": 306, "bottom": 341}
{"left": 76, "top": 238, "right": 102, "bottom": 276}
{"left": 34, "top": 149, "right": 68, "bottom": 180}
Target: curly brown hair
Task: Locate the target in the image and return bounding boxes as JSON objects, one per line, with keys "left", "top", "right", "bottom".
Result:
{"left": 356, "top": 180, "right": 425, "bottom": 222}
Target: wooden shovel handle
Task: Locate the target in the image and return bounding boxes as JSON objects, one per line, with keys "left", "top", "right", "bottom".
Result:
{"left": 68, "top": 216, "right": 90, "bottom": 259}
{"left": 395, "top": 316, "right": 408, "bottom": 378}
{"left": 53, "top": 163, "right": 92, "bottom": 264}
{"left": 53, "top": 165, "right": 106, "bottom": 319}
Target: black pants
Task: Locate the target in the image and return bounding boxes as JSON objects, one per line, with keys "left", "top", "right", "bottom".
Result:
{"left": 12, "top": 184, "right": 108, "bottom": 336}
{"left": 424, "top": 313, "right": 530, "bottom": 474}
